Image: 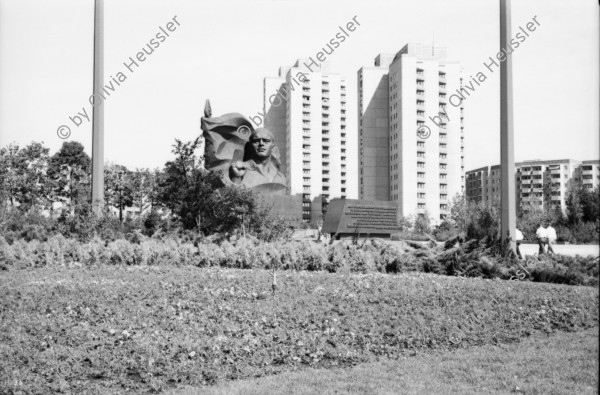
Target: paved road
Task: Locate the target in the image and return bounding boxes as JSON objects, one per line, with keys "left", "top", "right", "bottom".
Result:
{"left": 520, "top": 243, "right": 599, "bottom": 257}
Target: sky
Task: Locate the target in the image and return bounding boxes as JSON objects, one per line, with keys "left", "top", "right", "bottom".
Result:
{"left": 0, "top": 0, "right": 598, "bottom": 190}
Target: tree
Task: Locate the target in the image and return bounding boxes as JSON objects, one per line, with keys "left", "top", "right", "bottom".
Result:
{"left": 156, "top": 137, "right": 222, "bottom": 230}
{"left": 129, "top": 168, "right": 158, "bottom": 216}
{"left": 104, "top": 163, "right": 134, "bottom": 222}
{"left": 579, "top": 186, "right": 600, "bottom": 223}
{"left": 0, "top": 143, "right": 24, "bottom": 209}
{"left": 413, "top": 211, "right": 431, "bottom": 234}
{"left": 0, "top": 142, "right": 51, "bottom": 214}
{"left": 47, "top": 141, "right": 91, "bottom": 215}
{"left": 204, "top": 185, "right": 259, "bottom": 235}
{"left": 449, "top": 193, "right": 469, "bottom": 233}
{"left": 155, "top": 137, "right": 285, "bottom": 237}
{"left": 566, "top": 185, "right": 584, "bottom": 225}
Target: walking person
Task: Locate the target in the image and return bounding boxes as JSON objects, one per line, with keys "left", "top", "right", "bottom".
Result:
{"left": 515, "top": 228, "right": 524, "bottom": 259}
{"left": 546, "top": 223, "right": 557, "bottom": 255}
{"left": 536, "top": 223, "right": 549, "bottom": 254}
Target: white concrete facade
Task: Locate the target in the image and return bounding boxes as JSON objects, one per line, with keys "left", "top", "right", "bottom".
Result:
{"left": 359, "top": 44, "right": 464, "bottom": 224}
{"left": 264, "top": 60, "right": 349, "bottom": 223}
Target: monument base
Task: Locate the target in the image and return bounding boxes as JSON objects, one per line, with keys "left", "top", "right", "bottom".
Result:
{"left": 260, "top": 193, "right": 303, "bottom": 227}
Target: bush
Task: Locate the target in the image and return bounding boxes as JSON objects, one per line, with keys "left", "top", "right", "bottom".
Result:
{"left": 568, "top": 222, "right": 599, "bottom": 244}
{"left": 0, "top": 234, "right": 597, "bottom": 287}
{"left": 392, "top": 231, "right": 430, "bottom": 241}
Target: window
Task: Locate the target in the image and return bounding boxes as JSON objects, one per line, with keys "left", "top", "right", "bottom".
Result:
{"left": 417, "top": 141, "right": 425, "bottom": 147}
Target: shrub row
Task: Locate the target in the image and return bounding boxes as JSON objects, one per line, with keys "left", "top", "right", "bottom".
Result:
{"left": 1, "top": 235, "right": 597, "bottom": 286}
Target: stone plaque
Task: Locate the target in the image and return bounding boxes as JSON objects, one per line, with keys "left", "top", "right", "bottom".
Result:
{"left": 322, "top": 198, "right": 401, "bottom": 237}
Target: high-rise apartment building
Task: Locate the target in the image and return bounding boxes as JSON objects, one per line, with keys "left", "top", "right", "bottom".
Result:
{"left": 264, "top": 60, "right": 349, "bottom": 223}
{"left": 358, "top": 44, "right": 464, "bottom": 223}
{"left": 465, "top": 159, "right": 600, "bottom": 214}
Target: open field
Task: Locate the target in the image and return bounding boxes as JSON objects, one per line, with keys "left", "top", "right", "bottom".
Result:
{"left": 1, "top": 266, "right": 597, "bottom": 394}
{"left": 184, "top": 327, "right": 599, "bottom": 395}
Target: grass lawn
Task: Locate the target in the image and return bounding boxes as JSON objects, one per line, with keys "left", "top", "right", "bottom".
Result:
{"left": 1, "top": 266, "right": 598, "bottom": 393}
{"left": 182, "top": 327, "right": 598, "bottom": 395}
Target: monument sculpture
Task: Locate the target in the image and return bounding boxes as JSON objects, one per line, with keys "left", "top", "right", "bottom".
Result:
{"left": 201, "top": 100, "right": 301, "bottom": 223}
{"left": 201, "top": 100, "right": 286, "bottom": 194}
{"left": 228, "top": 128, "right": 287, "bottom": 194}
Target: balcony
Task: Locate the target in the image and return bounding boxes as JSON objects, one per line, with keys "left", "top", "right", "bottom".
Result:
{"left": 583, "top": 169, "right": 593, "bottom": 176}
{"left": 416, "top": 102, "right": 425, "bottom": 110}
{"left": 521, "top": 179, "right": 531, "bottom": 184}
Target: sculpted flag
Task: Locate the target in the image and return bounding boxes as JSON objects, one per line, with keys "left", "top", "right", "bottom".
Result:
{"left": 201, "top": 105, "right": 254, "bottom": 176}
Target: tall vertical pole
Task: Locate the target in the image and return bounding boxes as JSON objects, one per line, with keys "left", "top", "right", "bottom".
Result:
{"left": 500, "top": 0, "right": 516, "bottom": 252}
{"left": 91, "top": 0, "right": 104, "bottom": 215}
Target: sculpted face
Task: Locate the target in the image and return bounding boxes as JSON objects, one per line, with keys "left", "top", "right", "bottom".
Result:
{"left": 249, "top": 128, "right": 274, "bottom": 159}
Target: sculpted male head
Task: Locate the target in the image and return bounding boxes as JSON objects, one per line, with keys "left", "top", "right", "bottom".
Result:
{"left": 249, "top": 128, "right": 274, "bottom": 160}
